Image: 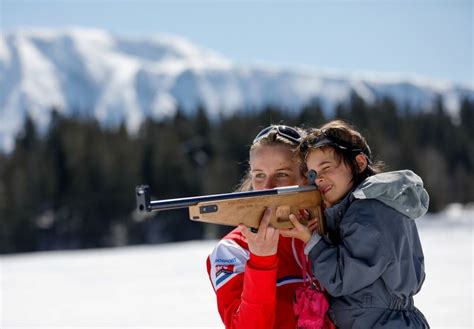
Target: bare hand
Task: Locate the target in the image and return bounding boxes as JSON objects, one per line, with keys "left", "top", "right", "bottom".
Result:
{"left": 239, "top": 208, "right": 279, "bottom": 256}
{"left": 278, "top": 213, "right": 312, "bottom": 243}
{"left": 307, "top": 216, "right": 320, "bottom": 233}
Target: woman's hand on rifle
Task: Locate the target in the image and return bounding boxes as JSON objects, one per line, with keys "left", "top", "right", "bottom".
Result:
{"left": 238, "top": 208, "right": 279, "bottom": 256}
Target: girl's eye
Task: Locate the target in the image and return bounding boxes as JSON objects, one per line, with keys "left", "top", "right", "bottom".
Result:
{"left": 254, "top": 173, "right": 265, "bottom": 179}
{"left": 321, "top": 166, "right": 331, "bottom": 172}
{"left": 276, "top": 172, "right": 289, "bottom": 178}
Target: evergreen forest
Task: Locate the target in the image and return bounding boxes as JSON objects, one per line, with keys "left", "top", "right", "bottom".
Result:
{"left": 1, "top": 94, "right": 473, "bottom": 254}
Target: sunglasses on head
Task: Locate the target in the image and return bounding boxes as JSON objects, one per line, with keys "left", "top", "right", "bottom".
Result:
{"left": 253, "top": 125, "right": 303, "bottom": 145}
{"left": 301, "top": 129, "right": 371, "bottom": 160}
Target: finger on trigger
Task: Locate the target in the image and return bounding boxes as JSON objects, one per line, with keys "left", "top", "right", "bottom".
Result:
{"left": 259, "top": 207, "right": 272, "bottom": 228}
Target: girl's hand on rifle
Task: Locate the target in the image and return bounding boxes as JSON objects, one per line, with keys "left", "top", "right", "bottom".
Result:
{"left": 278, "top": 211, "right": 314, "bottom": 243}
{"left": 298, "top": 209, "right": 319, "bottom": 233}
{"left": 307, "top": 215, "right": 320, "bottom": 233}
{"left": 238, "top": 208, "right": 279, "bottom": 256}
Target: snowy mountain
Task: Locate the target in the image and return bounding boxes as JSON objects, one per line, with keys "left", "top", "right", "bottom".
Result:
{"left": 1, "top": 27, "right": 473, "bottom": 152}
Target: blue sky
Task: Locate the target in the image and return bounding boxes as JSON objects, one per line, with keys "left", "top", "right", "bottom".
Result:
{"left": 2, "top": 0, "right": 472, "bottom": 84}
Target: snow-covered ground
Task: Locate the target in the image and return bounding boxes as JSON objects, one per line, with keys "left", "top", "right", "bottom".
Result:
{"left": 1, "top": 204, "right": 473, "bottom": 329}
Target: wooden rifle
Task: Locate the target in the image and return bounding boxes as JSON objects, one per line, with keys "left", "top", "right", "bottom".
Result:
{"left": 135, "top": 171, "right": 326, "bottom": 235}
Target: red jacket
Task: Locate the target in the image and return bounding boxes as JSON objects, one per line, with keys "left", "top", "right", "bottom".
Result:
{"left": 206, "top": 228, "right": 306, "bottom": 329}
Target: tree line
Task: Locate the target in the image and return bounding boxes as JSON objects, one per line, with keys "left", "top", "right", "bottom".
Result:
{"left": 1, "top": 94, "right": 473, "bottom": 254}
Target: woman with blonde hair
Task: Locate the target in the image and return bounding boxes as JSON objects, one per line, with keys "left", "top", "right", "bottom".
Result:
{"left": 206, "top": 125, "right": 333, "bottom": 329}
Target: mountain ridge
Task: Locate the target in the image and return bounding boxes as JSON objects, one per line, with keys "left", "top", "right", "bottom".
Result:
{"left": 1, "top": 27, "right": 473, "bottom": 152}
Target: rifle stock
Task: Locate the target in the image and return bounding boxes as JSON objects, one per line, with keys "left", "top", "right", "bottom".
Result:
{"left": 135, "top": 184, "right": 326, "bottom": 235}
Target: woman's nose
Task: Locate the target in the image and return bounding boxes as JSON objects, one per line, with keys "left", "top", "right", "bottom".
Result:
{"left": 263, "top": 178, "right": 276, "bottom": 189}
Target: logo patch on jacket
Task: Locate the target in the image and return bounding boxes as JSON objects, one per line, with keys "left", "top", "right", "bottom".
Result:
{"left": 216, "top": 264, "right": 234, "bottom": 277}
{"left": 209, "top": 239, "right": 249, "bottom": 289}
{"left": 215, "top": 257, "right": 237, "bottom": 285}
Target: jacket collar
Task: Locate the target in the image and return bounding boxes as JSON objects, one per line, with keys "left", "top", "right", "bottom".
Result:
{"left": 324, "top": 190, "right": 355, "bottom": 234}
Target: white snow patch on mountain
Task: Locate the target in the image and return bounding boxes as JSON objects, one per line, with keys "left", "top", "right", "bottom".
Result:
{"left": 1, "top": 28, "right": 473, "bottom": 152}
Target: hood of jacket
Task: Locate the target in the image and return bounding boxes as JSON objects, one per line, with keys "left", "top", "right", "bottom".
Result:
{"left": 351, "top": 170, "right": 429, "bottom": 219}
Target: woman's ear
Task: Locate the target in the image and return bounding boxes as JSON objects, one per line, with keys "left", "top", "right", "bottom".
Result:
{"left": 355, "top": 154, "right": 368, "bottom": 173}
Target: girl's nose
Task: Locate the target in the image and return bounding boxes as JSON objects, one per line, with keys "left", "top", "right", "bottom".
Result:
{"left": 315, "top": 174, "right": 324, "bottom": 187}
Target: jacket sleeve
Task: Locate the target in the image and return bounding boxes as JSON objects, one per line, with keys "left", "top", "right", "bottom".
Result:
{"left": 308, "top": 200, "right": 391, "bottom": 297}
{"left": 207, "top": 239, "right": 278, "bottom": 329}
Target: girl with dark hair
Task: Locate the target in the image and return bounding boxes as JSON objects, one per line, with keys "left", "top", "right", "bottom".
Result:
{"left": 281, "top": 120, "right": 430, "bottom": 328}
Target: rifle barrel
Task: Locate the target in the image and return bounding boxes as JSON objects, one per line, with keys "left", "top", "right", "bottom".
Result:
{"left": 136, "top": 185, "right": 316, "bottom": 212}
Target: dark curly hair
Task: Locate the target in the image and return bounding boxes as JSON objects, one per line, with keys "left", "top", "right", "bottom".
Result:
{"left": 300, "top": 120, "right": 385, "bottom": 187}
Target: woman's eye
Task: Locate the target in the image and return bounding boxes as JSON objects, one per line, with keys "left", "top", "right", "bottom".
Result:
{"left": 254, "top": 173, "right": 265, "bottom": 179}
{"left": 276, "top": 172, "right": 290, "bottom": 178}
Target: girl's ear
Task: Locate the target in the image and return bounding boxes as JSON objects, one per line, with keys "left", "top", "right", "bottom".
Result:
{"left": 355, "top": 154, "right": 368, "bottom": 173}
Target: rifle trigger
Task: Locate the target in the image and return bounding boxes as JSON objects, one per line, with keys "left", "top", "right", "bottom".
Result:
{"left": 200, "top": 204, "right": 218, "bottom": 214}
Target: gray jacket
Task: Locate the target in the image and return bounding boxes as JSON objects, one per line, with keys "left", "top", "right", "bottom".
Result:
{"left": 307, "top": 170, "right": 430, "bottom": 329}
